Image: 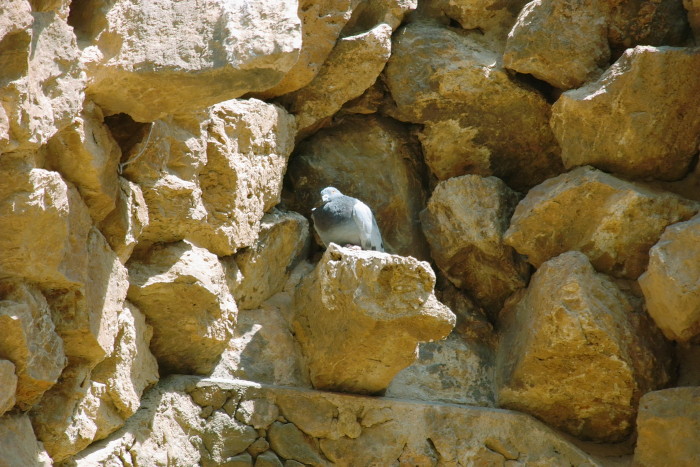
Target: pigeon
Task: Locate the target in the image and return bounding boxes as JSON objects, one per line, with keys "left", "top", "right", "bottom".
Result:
{"left": 311, "top": 187, "right": 385, "bottom": 252}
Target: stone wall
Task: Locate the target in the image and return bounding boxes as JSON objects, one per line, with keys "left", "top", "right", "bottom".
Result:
{"left": 1, "top": 0, "right": 699, "bottom": 466}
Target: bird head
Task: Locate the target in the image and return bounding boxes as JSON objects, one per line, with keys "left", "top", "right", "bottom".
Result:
{"left": 320, "top": 186, "right": 343, "bottom": 203}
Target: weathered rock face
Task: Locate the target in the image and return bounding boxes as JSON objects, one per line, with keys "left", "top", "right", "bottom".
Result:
{"left": 75, "top": 0, "right": 302, "bottom": 121}
{"left": 421, "top": 175, "right": 529, "bottom": 315}
{"left": 633, "top": 387, "right": 700, "bottom": 466}
{"left": 0, "top": 166, "right": 91, "bottom": 289}
{"left": 687, "top": 0, "right": 700, "bottom": 40}
{"left": 0, "top": 360, "right": 16, "bottom": 415}
{"left": 0, "top": 6, "right": 85, "bottom": 155}
{"left": 127, "top": 240, "right": 237, "bottom": 375}
{"left": 495, "top": 252, "right": 672, "bottom": 442}
{"left": 0, "top": 280, "right": 65, "bottom": 410}
{"left": 293, "top": 245, "right": 455, "bottom": 394}
{"left": 65, "top": 377, "right": 607, "bottom": 466}
{"left": 504, "top": 166, "right": 700, "bottom": 279}
{"left": 227, "top": 209, "right": 309, "bottom": 311}
{"left": 639, "top": 214, "right": 700, "bottom": 342}
{"left": 384, "top": 21, "right": 562, "bottom": 191}
{"left": 607, "top": 0, "right": 690, "bottom": 54}
{"left": 285, "top": 114, "right": 429, "bottom": 259}
{"left": 504, "top": 0, "right": 610, "bottom": 89}
{"left": 424, "top": 0, "right": 526, "bottom": 32}
{"left": 551, "top": 46, "right": 700, "bottom": 181}
{"left": 123, "top": 99, "right": 296, "bottom": 257}
{"left": 45, "top": 100, "right": 121, "bottom": 222}
{"left": 0, "top": 414, "right": 52, "bottom": 467}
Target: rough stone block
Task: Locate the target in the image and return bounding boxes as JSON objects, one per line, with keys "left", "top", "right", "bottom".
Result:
{"left": 504, "top": 166, "right": 699, "bottom": 279}
{"left": 0, "top": 360, "right": 17, "bottom": 416}
{"left": 292, "top": 245, "right": 456, "bottom": 394}
{"left": 0, "top": 414, "right": 52, "bottom": 467}
{"left": 127, "top": 240, "right": 237, "bottom": 375}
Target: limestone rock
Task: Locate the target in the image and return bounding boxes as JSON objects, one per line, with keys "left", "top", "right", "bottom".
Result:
{"left": 639, "top": 214, "right": 700, "bottom": 342}
{"left": 385, "top": 332, "right": 496, "bottom": 407}
{"left": 0, "top": 414, "right": 52, "bottom": 467}
{"left": 127, "top": 240, "right": 237, "bottom": 375}
{"left": 0, "top": 280, "right": 65, "bottom": 409}
{"left": 228, "top": 209, "right": 309, "bottom": 310}
{"left": 503, "top": 0, "right": 610, "bottom": 89}
{"left": 259, "top": 0, "right": 415, "bottom": 98}
{"left": 384, "top": 21, "right": 562, "bottom": 191}
{"left": 202, "top": 411, "right": 257, "bottom": 465}
{"left": 255, "top": 450, "right": 283, "bottom": 467}
{"left": 235, "top": 399, "right": 280, "bottom": 430}
{"left": 677, "top": 343, "right": 700, "bottom": 386}
{"left": 293, "top": 245, "right": 456, "bottom": 394}
{"left": 210, "top": 305, "right": 310, "bottom": 388}
{"left": 124, "top": 99, "right": 296, "bottom": 256}
{"left": 686, "top": 0, "right": 700, "bottom": 40}
{"left": 97, "top": 177, "right": 149, "bottom": 264}
{"left": 0, "top": 167, "right": 91, "bottom": 289}
{"left": 198, "top": 100, "right": 296, "bottom": 255}
{"left": 77, "top": 0, "right": 302, "bottom": 122}
{"left": 285, "top": 114, "right": 429, "bottom": 259}
{"left": 45, "top": 100, "right": 121, "bottom": 222}
{"left": 0, "top": 10, "right": 85, "bottom": 154}
{"left": 420, "top": 175, "right": 529, "bottom": 314}
{"left": 47, "top": 228, "right": 128, "bottom": 365}
{"left": 633, "top": 387, "right": 700, "bottom": 466}
{"left": 495, "top": 251, "right": 673, "bottom": 442}
{"left": 504, "top": 166, "right": 700, "bottom": 279}
{"left": 268, "top": 422, "right": 325, "bottom": 466}
{"left": 425, "top": 0, "right": 527, "bottom": 32}
{"left": 551, "top": 46, "right": 700, "bottom": 181}
{"left": 281, "top": 23, "right": 393, "bottom": 138}
{"left": 607, "top": 0, "right": 690, "bottom": 53}
{"left": 0, "top": 360, "right": 17, "bottom": 416}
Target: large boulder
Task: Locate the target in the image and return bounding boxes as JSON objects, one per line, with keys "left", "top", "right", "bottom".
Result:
{"left": 292, "top": 245, "right": 455, "bottom": 394}
{"left": 551, "top": 46, "right": 700, "bottom": 181}
{"left": 495, "top": 252, "right": 673, "bottom": 442}
{"left": 227, "top": 209, "right": 309, "bottom": 311}
{"left": 633, "top": 387, "right": 700, "bottom": 466}
{"left": 285, "top": 114, "right": 430, "bottom": 259}
{"left": 384, "top": 21, "right": 562, "bottom": 191}
{"left": 639, "top": 214, "right": 700, "bottom": 342}
{"left": 504, "top": 166, "right": 699, "bottom": 279}
{"left": 503, "top": 0, "right": 610, "bottom": 89}
{"left": 0, "top": 166, "right": 91, "bottom": 289}
{"left": 76, "top": 0, "right": 302, "bottom": 121}
{"left": 45, "top": 100, "right": 121, "bottom": 222}
{"left": 0, "top": 280, "right": 66, "bottom": 410}
{"left": 0, "top": 8, "right": 85, "bottom": 155}
{"left": 123, "top": 99, "right": 296, "bottom": 257}
{"left": 127, "top": 240, "right": 237, "bottom": 375}
{"left": 420, "top": 175, "right": 529, "bottom": 314}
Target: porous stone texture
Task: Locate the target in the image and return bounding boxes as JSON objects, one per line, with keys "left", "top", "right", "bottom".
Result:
{"left": 421, "top": 175, "right": 529, "bottom": 314}
{"left": 0, "top": 360, "right": 17, "bottom": 415}
{"left": 495, "top": 252, "right": 672, "bottom": 442}
{"left": 607, "top": 0, "right": 690, "bottom": 53}
{"left": 45, "top": 100, "right": 121, "bottom": 222}
{"left": 0, "top": 7, "right": 85, "bottom": 155}
{"left": 384, "top": 21, "right": 562, "bottom": 191}
{"left": 64, "top": 377, "right": 606, "bottom": 466}
{"left": 0, "top": 280, "right": 66, "bottom": 409}
{"left": 639, "top": 214, "right": 700, "bottom": 342}
{"left": 633, "top": 387, "right": 700, "bottom": 466}
{"left": 0, "top": 414, "right": 52, "bottom": 467}
{"left": 77, "top": 0, "right": 302, "bottom": 121}
{"left": 227, "top": 209, "right": 309, "bottom": 311}
{"left": 424, "top": 0, "right": 526, "bottom": 32}
{"left": 504, "top": 0, "right": 610, "bottom": 89}
{"left": 504, "top": 166, "right": 699, "bottom": 279}
{"left": 285, "top": 114, "right": 429, "bottom": 259}
{"left": 551, "top": 46, "right": 700, "bottom": 181}
{"left": 47, "top": 228, "right": 127, "bottom": 365}
{"left": 281, "top": 23, "right": 392, "bottom": 138}
{"left": 97, "top": 177, "right": 149, "bottom": 264}
{"left": 258, "top": 0, "right": 416, "bottom": 98}
{"left": 293, "top": 245, "right": 455, "bottom": 394}
{"left": 123, "top": 99, "right": 296, "bottom": 256}
{"left": 0, "top": 166, "right": 91, "bottom": 289}
{"left": 127, "top": 240, "right": 237, "bottom": 375}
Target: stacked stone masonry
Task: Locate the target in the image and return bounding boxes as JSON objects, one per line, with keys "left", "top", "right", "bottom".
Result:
{"left": 0, "top": 0, "right": 699, "bottom": 466}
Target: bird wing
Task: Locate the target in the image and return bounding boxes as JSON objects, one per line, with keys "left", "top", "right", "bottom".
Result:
{"left": 352, "top": 200, "right": 384, "bottom": 252}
